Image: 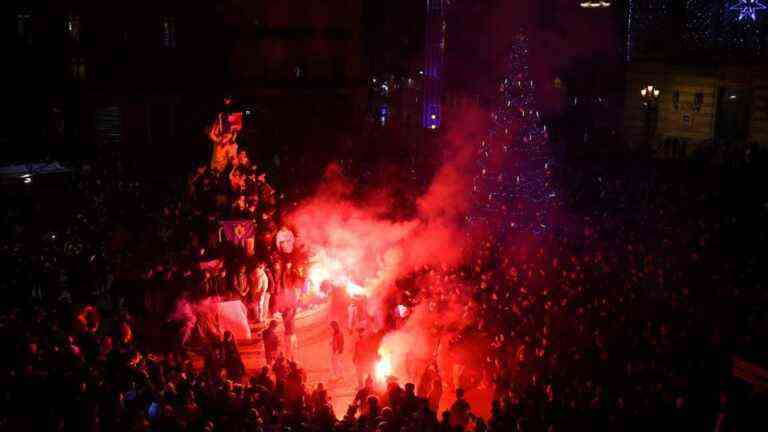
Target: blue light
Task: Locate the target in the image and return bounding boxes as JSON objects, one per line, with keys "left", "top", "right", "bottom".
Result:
{"left": 378, "top": 104, "right": 389, "bottom": 125}
{"left": 730, "top": 0, "right": 767, "bottom": 21}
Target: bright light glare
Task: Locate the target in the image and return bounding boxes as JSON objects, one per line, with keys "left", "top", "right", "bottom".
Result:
{"left": 346, "top": 280, "right": 366, "bottom": 297}
{"left": 375, "top": 350, "right": 392, "bottom": 381}
{"left": 396, "top": 304, "right": 408, "bottom": 318}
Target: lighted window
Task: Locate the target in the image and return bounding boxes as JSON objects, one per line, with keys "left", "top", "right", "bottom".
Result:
{"left": 66, "top": 13, "right": 81, "bottom": 43}
{"left": 71, "top": 57, "right": 86, "bottom": 80}
{"left": 161, "top": 17, "right": 176, "bottom": 48}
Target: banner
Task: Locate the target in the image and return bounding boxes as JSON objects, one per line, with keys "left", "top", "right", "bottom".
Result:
{"left": 220, "top": 220, "right": 256, "bottom": 255}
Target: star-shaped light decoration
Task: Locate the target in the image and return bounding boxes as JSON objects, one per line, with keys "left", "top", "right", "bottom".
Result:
{"left": 730, "top": 0, "right": 767, "bottom": 21}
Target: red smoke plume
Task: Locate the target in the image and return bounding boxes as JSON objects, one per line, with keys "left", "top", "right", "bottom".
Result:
{"left": 285, "top": 103, "right": 487, "bottom": 307}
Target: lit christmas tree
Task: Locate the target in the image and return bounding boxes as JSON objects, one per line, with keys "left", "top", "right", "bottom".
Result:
{"left": 471, "top": 29, "right": 557, "bottom": 236}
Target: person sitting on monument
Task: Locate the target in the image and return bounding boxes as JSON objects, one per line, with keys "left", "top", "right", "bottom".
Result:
{"left": 209, "top": 122, "right": 238, "bottom": 173}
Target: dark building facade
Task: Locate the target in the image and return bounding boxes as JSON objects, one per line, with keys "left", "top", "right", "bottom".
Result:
{"left": 224, "top": 0, "right": 365, "bottom": 174}
{"left": 0, "top": 1, "right": 233, "bottom": 172}
{"left": 1, "top": 0, "right": 365, "bottom": 176}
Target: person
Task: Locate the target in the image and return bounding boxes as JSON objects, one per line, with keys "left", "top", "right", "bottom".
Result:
{"left": 418, "top": 361, "right": 437, "bottom": 398}
{"left": 283, "top": 307, "right": 298, "bottom": 361}
{"left": 310, "top": 383, "right": 329, "bottom": 413}
{"left": 348, "top": 294, "right": 369, "bottom": 333}
{"left": 262, "top": 320, "right": 279, "bottom": 366}
{"left": 358, "top": 395, "right": 381, "bottom": 430}
{"left": 209, "top": 100, "right": 242, "bottom": 172}
{"left": 353, "top": 327, "right": 374, "bottom": 389}
{"left": 354, "top": 376, "right": 376, "bottom": 410}
{"left": 401, "top": 382, "right": 420, "bottom": 417}
{"left": 249, "top": 261, "right": 269, "bottom": 323}
{"left": 428, "top": 369, "right": 443, "bottom": 414}
{"left": 222, "top": 330, "right": 245, "bottom": 382}
{"left": 330, "top": 321, "right": 344, "bottom": 381}
{"left": 449, "top": 388, "right": 471, "bottom": 430}
{"left": 233, "top": 263, "right": 249, "bottom": 302}
{"left": 252, "top": 366, "right": 275, "bottom": 392}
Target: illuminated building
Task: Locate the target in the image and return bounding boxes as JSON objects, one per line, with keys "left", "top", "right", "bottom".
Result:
{"left": 422, "top": 0, "right": 447, "bottom": 130}
{"left": 622, "top": 1, "right": 768, "bottom": 157}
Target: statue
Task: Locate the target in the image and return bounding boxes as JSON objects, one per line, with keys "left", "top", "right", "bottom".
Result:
{"left": 209, "top": 98, "right": 243, "bottom": 172}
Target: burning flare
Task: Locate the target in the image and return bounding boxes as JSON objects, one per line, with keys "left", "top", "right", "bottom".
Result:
{"left": 375, "top": 349, "right": 393, "bottom": 381}
{"left": 306, "top": 249, "right": 368, "bottom": 297}
{"left": 345, "top": 280, "right": 366, "bottom": 297}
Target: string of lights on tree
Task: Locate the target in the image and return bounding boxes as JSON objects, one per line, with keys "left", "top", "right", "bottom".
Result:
{"left": 470, "top": 29, "right": 557, "bottom": 237}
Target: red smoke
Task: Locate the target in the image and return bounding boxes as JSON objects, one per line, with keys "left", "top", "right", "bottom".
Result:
{"left": 285, "top": 103, "right": 487, "bottom": 308}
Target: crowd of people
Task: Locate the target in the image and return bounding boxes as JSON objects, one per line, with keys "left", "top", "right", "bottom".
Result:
{"left": 388, "top": 160, "right": 768, "bottom": 430}
{"left": 3, "top": 300, "right": 508, "bottom": 431}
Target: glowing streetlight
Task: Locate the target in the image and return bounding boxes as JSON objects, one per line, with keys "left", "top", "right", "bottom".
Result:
{"left": 640, "top": 84, "right": 661, "bottom": 158}
{"left": 640, "top": 84, "right": 661, "bottom": 109}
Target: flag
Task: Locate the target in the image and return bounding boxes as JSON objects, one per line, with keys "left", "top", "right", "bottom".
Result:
{"left": 220, "top": 220, "right": 256, "bottom": 250}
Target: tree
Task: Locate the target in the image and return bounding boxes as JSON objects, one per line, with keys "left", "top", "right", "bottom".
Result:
{"left": 471, "top": 29, "right": 557, "bottom": 237}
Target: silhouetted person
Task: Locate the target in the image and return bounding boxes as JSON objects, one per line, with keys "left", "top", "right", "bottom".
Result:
{"left": 330, "top": 320, "right": 344, "bottom": 381}
{"left": 262, "top": 320, "right": 279, "bottom": 366}
{"left": 449, "top": 388, "right": 471, "bottom": 430}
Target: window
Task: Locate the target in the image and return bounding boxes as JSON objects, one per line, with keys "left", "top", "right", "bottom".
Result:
{"left": 95, "top": 106, "right": 122, "bottom": 146}
{"left": 161, "top": 17, "right": 176, "bottom": 48}
{"left": 17, "top": 13, "right": 31, "bottom": 43}
{"left": 693, "top": 92, "right": 704, "bottom": 113}
{"left": 66, "top": 13, "right": 81, "bottom": 43}
{"left": 71, "top": 57, "right": 86, "bottom": 80}
{"left": 672, "top": 90, "right": 680, "bottom": 111}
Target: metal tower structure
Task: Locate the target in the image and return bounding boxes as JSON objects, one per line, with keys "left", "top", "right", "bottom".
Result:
{"left": 423, "top": 0, "right": 447, "bottom": 130}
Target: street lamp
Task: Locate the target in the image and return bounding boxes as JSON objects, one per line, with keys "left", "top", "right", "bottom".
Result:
{"left": 640, "top": 84, "right": 661, "bottom": 158}
{"left": 640, "top": 84, "right": 661, "bottom": 109}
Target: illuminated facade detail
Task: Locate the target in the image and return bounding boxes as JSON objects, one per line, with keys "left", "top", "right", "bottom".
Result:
{"left": 730, "top": 0, "right": 767, "bottom": 21}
